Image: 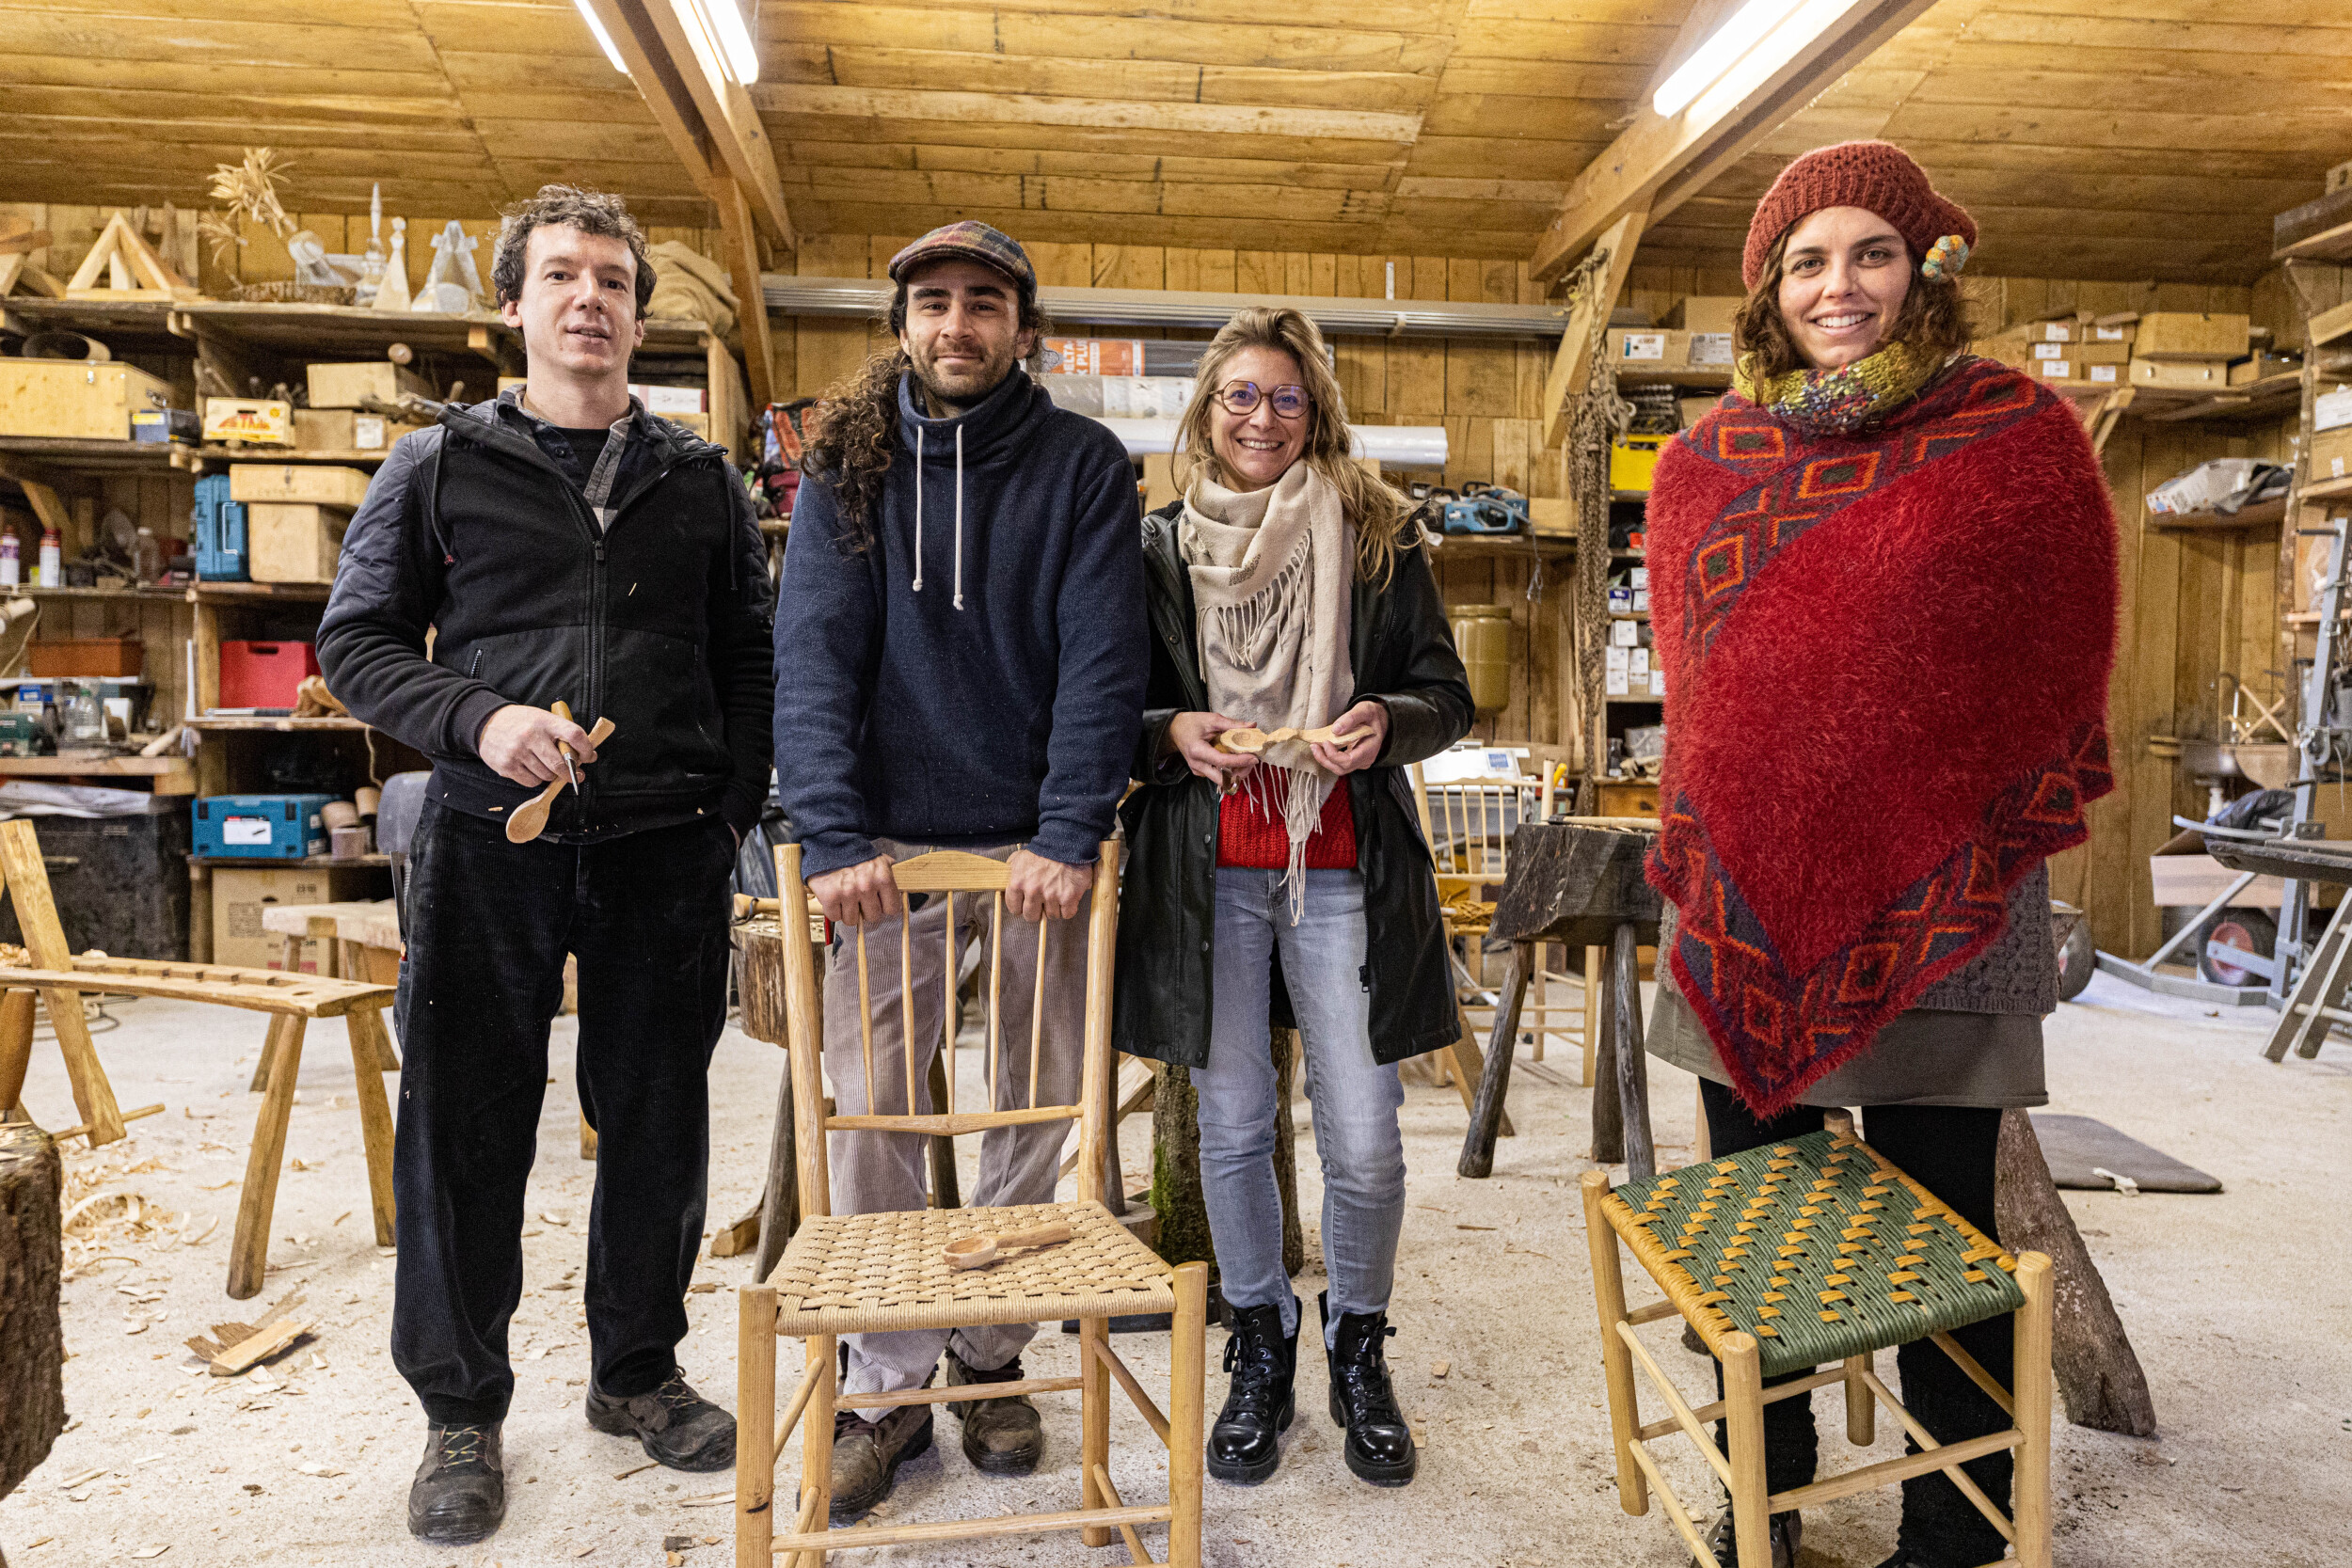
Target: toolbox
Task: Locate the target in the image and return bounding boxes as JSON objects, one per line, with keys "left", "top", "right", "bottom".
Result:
{"left": 193, "top": 472, "right": 250, "bottom": 581}
{"left": 194, "top": 793, "right": 335, "bottom": 860}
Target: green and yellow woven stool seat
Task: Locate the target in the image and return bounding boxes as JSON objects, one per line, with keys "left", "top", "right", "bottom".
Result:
{"left": 1599, "top": 1128, "right": 2026, "bottom": 1377}
{"left": 1581, "top": 1117, "right": 2056, "bottom": 1568}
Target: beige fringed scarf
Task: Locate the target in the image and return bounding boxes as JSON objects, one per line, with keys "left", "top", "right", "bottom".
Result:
{"left": 1179, "top": 462, "right": 1355, "bottom": 919}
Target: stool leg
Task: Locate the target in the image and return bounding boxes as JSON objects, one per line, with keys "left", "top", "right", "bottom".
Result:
{"left": 736, "top": 1286, "right": 777, "bottom": 1568}
{"left": 802, "top": 1334, "right": 836, "bottom": 1565}
{"left": 1581, "top": 945, "right": 1601, "bottom": 1087}
{"left": 344, "top": 1009, "right": 398, "bottom": 1246}
{"left": 1722, "top": 1332, "right": 1772, "bottom": 1568}
{"left": 2013, "top": 1252, "right": 2055, "bottom": 1568}
{"left": 1078, "top": 1314, "right": 1112, "bottom": 1545}
{"left": 1168, "top": 1260, "right": 1208, "bottom": 1568}
{"left": 1580, "top": 1170, "right": 1647, "bottom": 1515}
{"left": 230, "top": 1015, "right": 307, "bottom": 1300}
{"left": 1844, "top": 1353, "right": 1874, "bottom": 1446}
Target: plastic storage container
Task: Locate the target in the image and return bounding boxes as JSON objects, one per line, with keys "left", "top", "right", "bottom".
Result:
{"left": 216, "top": 641, "right": 319, "bottom": 709}
{"left": 193, "top": 793, "right": 335, "bottom": 860}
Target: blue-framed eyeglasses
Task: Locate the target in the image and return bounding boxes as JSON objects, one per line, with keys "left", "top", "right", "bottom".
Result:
{"left": 1213, "top": 382, "right": 1311, "bottom": 420}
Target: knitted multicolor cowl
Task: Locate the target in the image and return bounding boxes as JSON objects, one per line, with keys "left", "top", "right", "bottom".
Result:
{"left": 1731, "top": 339, "right": 1949, "bottom": 437}
{"left": 1645, "top": 355, "right": 2119, "bottom": 1117}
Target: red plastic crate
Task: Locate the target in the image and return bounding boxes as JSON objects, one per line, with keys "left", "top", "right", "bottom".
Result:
{"left": 217, "top": 641, "right": 319, "bottom": 710}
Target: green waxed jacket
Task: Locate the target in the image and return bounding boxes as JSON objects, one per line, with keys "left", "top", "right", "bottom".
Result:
{"left": 1111, "top": 501, "right": 1475, "bottom": 1069}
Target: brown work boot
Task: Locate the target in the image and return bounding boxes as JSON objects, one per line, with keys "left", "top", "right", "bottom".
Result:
{"left": 945, "top": 1350, "right": 1044, "bottom": 1475}
{"left": 826, "top": 1402, "right": 933, "bottom": 1521}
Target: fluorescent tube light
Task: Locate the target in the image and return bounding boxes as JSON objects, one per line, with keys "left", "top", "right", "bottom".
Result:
{"left": 572, "top": 0, "right": 629, "bottom": 74}
{"left": 1652, "top": 0, "right": 1805, "bottom": 118}
{"left": 703, "top": 0, "right": 761, "bottom": 85}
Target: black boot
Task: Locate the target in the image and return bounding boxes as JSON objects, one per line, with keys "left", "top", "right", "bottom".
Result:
{"left": 1319, "top": 1291, "right": 1416, "bottom": 1486}
{"left": 406, "top": 1421, "right": 505, "bottom": 1544}
{"left": 1207, "top": 1297, "right": 1297, "bottom": 1485}
{"left": 1707, "top": 1507, "right": 1803, "bottom": 1567}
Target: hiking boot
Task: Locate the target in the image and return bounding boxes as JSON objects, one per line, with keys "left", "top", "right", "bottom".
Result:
{"left": 1319, "top": 1291, "right": 1416, "bottom": 1486}
{"left": 945, "top": 1350, "right": 1044, "bottom": 1475}
{"left": 407, "top": 1421, "right": 504, "bottom": 1544}
{"left": 1208, "top": 1297, "right": 1297, "bottom": 1485}
{"left": 585, "top": 1372, "right": 736, "bottom": 1472}
{"left": 1707, "top": 1508, "right": 1803, "bottom": 1567}
{"left": 827, "top": 1403, "right": 934, "bottom": 1521}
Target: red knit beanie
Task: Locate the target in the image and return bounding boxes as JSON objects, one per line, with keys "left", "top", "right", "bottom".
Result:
{"left": 1741, "top": 141, "right": 1976, "bottom": 291}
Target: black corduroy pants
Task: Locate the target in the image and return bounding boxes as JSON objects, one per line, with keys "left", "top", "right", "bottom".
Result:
{"left": 1700, "top": 1080, "right": 2015, "bottom": 1568}
{"left": 389, "top": 800, "right": 734, "bottom": 1426}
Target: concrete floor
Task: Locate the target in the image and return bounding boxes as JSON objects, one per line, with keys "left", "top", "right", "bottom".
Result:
{"left": 2, "top": 969, "right": 2346, "bottom": 1567}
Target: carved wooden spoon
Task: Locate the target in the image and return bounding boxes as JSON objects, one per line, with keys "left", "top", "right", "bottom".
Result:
{"left": 504, "top": 702, "right": 616, "bottom": 843}
{"left": 942, "top": 1221, "right": 1073, "bottom": 1270}
{"left": 1213, "top": 723, "right": 1345, "bottom": 755}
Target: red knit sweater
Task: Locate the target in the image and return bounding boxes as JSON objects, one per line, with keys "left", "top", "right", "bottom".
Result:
{"left": 1218, "top": 776, "right": 1357, "bottom": 869}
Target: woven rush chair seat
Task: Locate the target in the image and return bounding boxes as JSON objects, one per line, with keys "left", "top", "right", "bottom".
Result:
{"left": 770, "top": 1198, "right": 1175, "bottom": 1336}
{"left": 1599, "top": 1128, "right": 2026, "bottom": 1378}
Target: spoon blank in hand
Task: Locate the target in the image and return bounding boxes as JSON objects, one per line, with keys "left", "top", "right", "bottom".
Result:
{"left": 1212, "top": 723, "right": 1346, "bottom": 756}
{"left": 503, "top": 711, "right": 617, "bottom": 843}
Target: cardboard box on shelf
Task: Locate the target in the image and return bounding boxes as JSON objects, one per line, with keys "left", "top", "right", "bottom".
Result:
{"left": 202, "top": 398, "right": 293, "bottom": 445}
{"left": 1607, "top": 329, "right": 1687, "bottom": 367}
{"left": 1528, "top": 498, "right": 1570, "bottom": 537}
{"left": 229, "top": 464, "right": 371, "bottom": 508}
{"left": 1686, "top": 332, "right": 1734, "bottom": 367}
{"left": 0, "top": 360, "right": 177, "bottom": 440}
{"left": 211, "top": 865, "right": 377, "bottom": 970}
{"left": 1678, "top": 394, "right": 1722, "bottom": 428}
{"left": 2132, "top": 312, "right": 2249, "bottom": 363}
{"left": 2085, "top": 319, "right": 2136, "bottom": 345}
{"left": 248, "top": 502, "right": 349, "bottom": 583}
{"left": 2230, "top": 353, "right": 2301, "bottom": 387}
{"left": 2075, "top": 341, "right": 2132, "bottom": 366}
{"left": 306, "top": 361, "right": 434, "bottom": 410}
{"left": 1663, "top": 296, "right": 1740, "bottom": 333}
{"left": 2033, "top": 360, "right": 2077, "bottom": 381}
{"left": 2311, "top": 424, "right": 2352, "bottom": 483}
{"left": 2084, "top": 364, "right": 2122, "bottom": 385}
{"left": 628, "top": 384, "right": 707, "bottom": 414}
{"left": 294, "top": 408, "right": 428, "bottom": 451}
{"left": 2021, "top": 320, "right": 2079, "bottom": 343}
{"left": 2130, "top": 358, "right": 2229, "bottom": 390}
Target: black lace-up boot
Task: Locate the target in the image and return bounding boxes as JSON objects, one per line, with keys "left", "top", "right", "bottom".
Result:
{"left": 407, "top": 1421, "right": 505, "bottom": 1544}
{"left": 1319, "top": 1290, "right": 1416, "bottom": 1486}
{"left": 1207, "top": 1297, "right": 1297, "bottom": 1484}
{"left": 585, "top": 1371, "right": 737, "bottom": 1471}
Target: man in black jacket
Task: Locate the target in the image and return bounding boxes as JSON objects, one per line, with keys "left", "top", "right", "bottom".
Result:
{"left": 317, "top": 185, "right": 771, "bottom": 1547}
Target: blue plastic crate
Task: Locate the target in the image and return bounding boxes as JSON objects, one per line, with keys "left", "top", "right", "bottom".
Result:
{"left": 193, "top": 794, "right": 334, "bottom": 860}
{"left": 193, "top": 473, "right": 249, "bottom": 582}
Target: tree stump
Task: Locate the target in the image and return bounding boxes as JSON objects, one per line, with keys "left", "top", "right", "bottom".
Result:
{"left": 1, "top": 1120, "right": 66, "bottom": 1538}
{"left": 1150, "top": 1028, "right": 1304, "bottom": 1286}
{"left": 1994, "top": 1108, "right": 2158, "bottom": 1436}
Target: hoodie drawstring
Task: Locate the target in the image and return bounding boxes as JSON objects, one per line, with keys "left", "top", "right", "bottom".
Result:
{"left": 911, "top": 421, "right": 967, "bottom": 611}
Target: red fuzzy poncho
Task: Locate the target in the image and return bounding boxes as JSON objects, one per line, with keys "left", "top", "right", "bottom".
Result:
{"left": 1645, "top": 357, "right": 2118, "bottom": 1117}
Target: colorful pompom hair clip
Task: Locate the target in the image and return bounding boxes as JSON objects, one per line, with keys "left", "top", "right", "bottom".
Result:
{"left": 1921, "top": 234, "right": 1970, "bottom": 280}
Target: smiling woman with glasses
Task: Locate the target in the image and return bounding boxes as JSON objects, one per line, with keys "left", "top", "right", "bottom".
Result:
{"left": 1112, "top": 306, "right": 1472, "bottom": 1494}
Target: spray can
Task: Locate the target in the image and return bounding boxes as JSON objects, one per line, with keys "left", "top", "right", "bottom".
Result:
{"left": 37, "top": 526, "right": 60, "bottom": 589}
{"left": 0, "top": 533, "right": 19, "bottom": 588}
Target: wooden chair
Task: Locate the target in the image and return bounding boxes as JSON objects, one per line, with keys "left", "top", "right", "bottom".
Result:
{"left": 1581, "top": 1113, "right": 2054, "bottom": 1568}
{"left": 0, "top": 818, "right": 398, "bottom": 1300}
{"left": 737, "top": 841, "right": 1208, "bottom": 1566}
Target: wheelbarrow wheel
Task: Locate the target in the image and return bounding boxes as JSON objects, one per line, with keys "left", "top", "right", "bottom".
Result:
{"left": 2195, "top": 909, "right": 2277, "bottom": 988}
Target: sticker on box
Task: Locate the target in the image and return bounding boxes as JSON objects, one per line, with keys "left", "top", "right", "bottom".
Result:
{"left": 222, "top": 816, "right": 272, "bottom": 847}
{"left": 1617, "top": 333, "right": 1667, "bottom": 361}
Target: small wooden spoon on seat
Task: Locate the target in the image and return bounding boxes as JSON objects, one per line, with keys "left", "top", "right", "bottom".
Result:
{"left": 942, "top": 1221, "right": 1073, "bottom": 1270}
{"left": 504, "top": 703, "right": 616, "bottom": 843}
{"left": 1213, "top": 723, "right": 1344, "bottom": 755}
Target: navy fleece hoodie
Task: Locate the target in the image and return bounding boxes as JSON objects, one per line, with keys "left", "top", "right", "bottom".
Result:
{"left": 774, "top": 367, "right": 1146, "bottom": 877}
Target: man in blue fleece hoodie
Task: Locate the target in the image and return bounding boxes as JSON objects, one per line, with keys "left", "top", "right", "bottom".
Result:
{"left": 772, "top": 221, "right": 1146, "bottom": 1518}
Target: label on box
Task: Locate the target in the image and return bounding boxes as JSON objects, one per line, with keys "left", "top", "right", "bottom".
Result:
{"left": 1618, "top": 332, "right": 1667, "bottom": 361}
{"left": 2091, "top": 325, "right": 2129, "bottom": 341}
{"left": 1687, "top": 333, "right": 1734, "bottom": 365}
{"left": 2090, "top": 365, "right": 2119, "bottom": 383}
{"left": 222, "top": 816, "right": 271, "bottom": 847}
{"left": 2036, "top": 361, "right": 2074, "bottom": 380}
{"left": 1041, "top": 338, "right": 1146, "bottom": 376}
{"left": 1629, "top": 566, "right": 1649, "bottom": 588}
{"left": 1633, "top": 589, "right": 1649, "bottom": 612}
{"left": 202, "top": 398, "right": 293, "bottom": 445}
{"left": 2032, "top": 342, "right": 2065, "bottom": 359}
{"left": 630, "top": 384, "right": 707, "bottom": 414}
{"left": 1630, "top": 648, "right": 1649, "bottom": 675}
{"left": 1610, "top": 620, "right": 1639, "bottom": 647}
{"left": 1650, "top": 670, "right": 1666, "bottom": 696}
{"left": 1606, "top": 673, "right": 1630, "bottom": 696}
{"left": 1605, "top": 645, "right": 1629, "bottom": 671}
{"left": 354, "top": 414, "right": 388, "bottom": 449}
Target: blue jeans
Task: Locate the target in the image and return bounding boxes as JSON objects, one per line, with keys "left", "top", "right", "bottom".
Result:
{"left": 1192, "top": 867, "right": 1406, "bottom": 1347}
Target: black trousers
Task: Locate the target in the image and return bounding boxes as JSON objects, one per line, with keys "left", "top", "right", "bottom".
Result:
{"left": 1701, "top": 1081, "right": 2014, "bottom": 1568}
{"left": 390, "top": 800, "right": 734, "bottom": 1425}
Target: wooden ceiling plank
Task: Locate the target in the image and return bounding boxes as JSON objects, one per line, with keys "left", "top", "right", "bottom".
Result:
{"left": 756, "top": 115, "right": 1418, "bottom": 167}
{"left": 756, "top": 2, "right": 1458, "bottom": 73}
{"left": 751, "top": 84, "right": 1426, "bottom": 145}
{"left": 781, "top": 139, "right": 1403, "bottom": 193}
{"left": 629, "top": 0, "right": 794, "bottom": 245}
{"left": 5, "top": 11, "right": 446, "bottom": 71}
{"left": 1531, "top": 0, "right": 1943, "bottom": 280}
{"left": 771, "top": 43, "right": 1442, "bottom": 114}
{"left": 0, "top": 53, "right": 457, "bottom": 98}
{"left": 800, "top": 202, "right": 1389, "bottom": 254}
{"left": 1957, "top": 12, "right": 2352, "bottom": 60}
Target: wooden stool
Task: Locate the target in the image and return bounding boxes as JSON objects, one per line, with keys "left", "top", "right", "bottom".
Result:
{"left": 0, "top": 820, "right": 398, "bottom": 1299}
{"left": 1581, "top": 1115, "right": 2053, "bottom": 1568}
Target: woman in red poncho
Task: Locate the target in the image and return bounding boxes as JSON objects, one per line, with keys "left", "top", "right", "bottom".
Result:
{"left": 1642, "top": 142, "right": 2118, "bottom": 1568}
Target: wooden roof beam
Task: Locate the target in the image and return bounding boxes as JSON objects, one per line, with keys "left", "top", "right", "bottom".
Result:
{"left": 578, "top": 0, "right": 795, "bottom": 252}
{"left": 1529, "top": 0, "right": 1939, "bottom": 283}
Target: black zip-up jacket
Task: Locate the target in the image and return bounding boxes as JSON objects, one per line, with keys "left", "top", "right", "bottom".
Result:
{"left": 1112, "top": 501, "right": 1475, "bottom": 1069}
{"left": 316, "top": 396, "right": 774, "bottom": 841}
